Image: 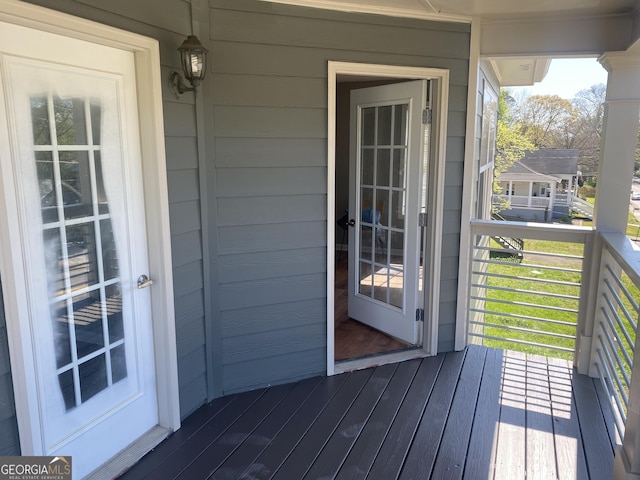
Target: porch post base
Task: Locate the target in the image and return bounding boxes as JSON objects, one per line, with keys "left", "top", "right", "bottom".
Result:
{"left": 575, "top": 334, "right": 592, "bottom": 375}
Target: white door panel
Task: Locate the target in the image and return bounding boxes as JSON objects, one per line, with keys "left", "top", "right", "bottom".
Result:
{"left": 348, "top": 80, "right": 427, "bottom": 345}
{"left": 0, "top": 21, "right": 157, "bottom": 477}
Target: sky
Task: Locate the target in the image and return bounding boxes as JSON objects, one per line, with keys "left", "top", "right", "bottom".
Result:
{"left": 509, "top": 58, "right": 608, "bottom": 100}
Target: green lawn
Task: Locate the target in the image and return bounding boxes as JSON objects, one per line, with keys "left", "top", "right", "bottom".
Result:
{"left": 480, "top": 234, "right": 639, "bottom": 379}
{"left": 480, "top": 238, "right": 583, "bottom": 360}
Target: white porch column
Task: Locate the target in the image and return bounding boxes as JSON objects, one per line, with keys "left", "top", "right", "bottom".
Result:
{"left": 567, "top": 176, "right": 574, "bottom": 204}
{"left": 527, "top": 181, "right": 533, "bottom": 207}
{"left": 593, "top": 52, "right": 640, "bottom": 233}
{"left": 579, "top": 51, "right": 640, "bottom": 376}
{"left": 549, "top": 183, "right": 556, "bottom": 221}
{"left": 590, "top": 49, "right": 640, "bottom": 480}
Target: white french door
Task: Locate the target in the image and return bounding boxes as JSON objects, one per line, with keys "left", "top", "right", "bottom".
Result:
{"left": 347, "top": 80, "right": 427, "bottom": 345}
{"left": 0, "top": 21, "right": 158, "bottom": 477}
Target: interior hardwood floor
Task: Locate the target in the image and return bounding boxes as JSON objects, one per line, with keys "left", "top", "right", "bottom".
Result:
{"left": 334, "top": 252, "right": 410, "bottom": 361}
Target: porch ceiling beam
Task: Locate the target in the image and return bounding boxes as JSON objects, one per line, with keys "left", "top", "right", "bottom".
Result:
{"left": 480, "top": 14, "right": 633, "bottom": 57}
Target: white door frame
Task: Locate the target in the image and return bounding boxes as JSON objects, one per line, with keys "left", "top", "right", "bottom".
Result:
{"left": 0, "top": 0, "right": 180, "bottom": 456}
{"left": 327, "top": 61, "right": 449, "bottom": 375}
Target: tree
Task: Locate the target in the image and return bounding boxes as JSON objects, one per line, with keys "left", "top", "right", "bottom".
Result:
{"left": 509, "top": 84, "right": 607, "bottom": 177}
{"left": 513, "top": 94, "right": 576, "bottom": 148}
{"left": 571, "top": 84, "right": 606, "bottom": 176}
{"left": 493, "top": 89, "right": 536, "bottom": 213}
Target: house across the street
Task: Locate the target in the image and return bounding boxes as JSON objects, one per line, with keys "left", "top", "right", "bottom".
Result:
{"left": 494, "top": 148, "right": 580, "bottom": 222}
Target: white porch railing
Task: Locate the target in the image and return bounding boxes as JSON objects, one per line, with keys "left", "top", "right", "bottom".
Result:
{"left": 468, "top": 220, "right": 590, "bottom": 359}
{"left": 591, "top": 232, "right": 640, "bottom": 453}
{"left": 493, "top": 194, "right": 550, "bottom": 208}
{"left": 572, "top": 196, "right": 595, "bottom": 219}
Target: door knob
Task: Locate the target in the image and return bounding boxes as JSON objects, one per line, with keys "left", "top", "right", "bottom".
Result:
{"left": 347, "top": 219, "right": 356, "bottom": 227}
{"left": 137, "top": 274, "right": 154, "bottom": 289}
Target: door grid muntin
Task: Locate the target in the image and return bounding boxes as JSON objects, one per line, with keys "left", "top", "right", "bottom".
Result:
{"left": 357, "top": 102, "right": 409, "bottom": 310}
{"left": 33, "top": 94, "right": 126, "bottom": 410}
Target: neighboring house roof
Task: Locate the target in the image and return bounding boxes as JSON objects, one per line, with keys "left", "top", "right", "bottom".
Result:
{"left": 498, "top": 148, "right": 579, "bottom": 182}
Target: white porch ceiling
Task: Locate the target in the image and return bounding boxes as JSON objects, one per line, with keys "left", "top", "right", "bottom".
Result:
{"left": 265, "top": 0, "right": 639, "bottom": 85}
{"left": 421, "top": 0, "right": 636, "bottom": 20}
{"left": 266, "top": 0, "right": 638, "bottom": 21}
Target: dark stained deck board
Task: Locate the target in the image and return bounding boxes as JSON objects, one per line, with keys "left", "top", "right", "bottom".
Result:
{"left": 366, "top": 354, "right": 446, "bottom": 479}
{"left": 143, "top": 389, "right": 267, "bottom": 479}
{"left": 547, "top": 356, "right": 589, "bottom": 480}
{"left": 430, "top": 345, "right": 487, "bottom": 479}
{"left": 525, "top": 354, "right": 557, "bottom": 480}
{"left": 178, "top": 383, "right": 296, "bottom": 479}
{"left": 121, "top": 394, "right": 238, "bottom": 479}
{"left": 210, "top": 376, "right": 324, "bottom": 480}
{"left": 335, "top": 359, "right": 422, "bottom": 480}
{"left": 494, "top": 350, "right": 527, "bottom": 479}
{"left": 399, "top": 350, "right": 467, "bottom": 479}
{"left": 238, "top": 374, "right": 349, "bottom": 480}
{"left": 118, "top": 346, "right": 616, "bottom": 480}
{"left": 270, "top": 368, "right": 374, "bottom": 480}
{"left": 572, "top": 369, "right": 616, "bottom": 478}
{"left": 464, "top": 347, "right": 503, "bottom": 479}
{"left": 302, "top": 363, "right": 398, "bottom": 479}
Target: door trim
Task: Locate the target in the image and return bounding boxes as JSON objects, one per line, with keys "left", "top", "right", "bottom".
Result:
{"left": 0, "top": 0, "right": 180, "bottom": 456}
{"left": 327, "top": 61, "right": 449, "bottom": 375}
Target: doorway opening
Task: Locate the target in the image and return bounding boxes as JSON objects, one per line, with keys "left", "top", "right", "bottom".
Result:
{"left": 327, "top": 62, "right": 449, "bottom": 374}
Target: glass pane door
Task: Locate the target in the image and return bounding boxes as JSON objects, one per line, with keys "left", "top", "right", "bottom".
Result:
{"left": 358, "top": 103, "right": 409, "bottom": 310}
{"left": 35, "top": 95, "right": 126, "bottom": 410}
{"left": 348, "top": 80, "right": 426, "bottom": 345}
{"left": 0, "top": 24, "right": 159, "bottom": 471}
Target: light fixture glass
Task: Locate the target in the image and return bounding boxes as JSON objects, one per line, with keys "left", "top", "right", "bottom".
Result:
{"left": 178, "top": 35, "right": 208, "bottom": 87}
{"left": 169, "top": 34, "right": 209, "bottom": 98}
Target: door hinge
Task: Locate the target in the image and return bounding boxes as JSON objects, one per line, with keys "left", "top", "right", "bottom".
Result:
{"left": 422, "top": 108, "right": 432, "bottom": 125}
{"left": 419, "top": 212, "right": 428, "bottom": 227}
{"left": 416, "top": 308, "right": 424, "bottom": 322}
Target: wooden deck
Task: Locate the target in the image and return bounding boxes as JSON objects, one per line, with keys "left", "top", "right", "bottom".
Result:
{"left": 118, "top": 346, "right": 617, "bottom": 479}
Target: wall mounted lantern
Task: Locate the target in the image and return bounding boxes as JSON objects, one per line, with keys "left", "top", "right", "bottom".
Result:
{"left": 169, "top": 35, "right": 209, "bottom": 98}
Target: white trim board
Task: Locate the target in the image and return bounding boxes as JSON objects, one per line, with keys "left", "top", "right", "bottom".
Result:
{"left": 258, "top": 0, "right": 471, "bottom": 24}
{"left": 0, "top": 0, "right": 179, "bottom": 463}
{"left": 327, "top": 61, "right": 449, "bottom": 375}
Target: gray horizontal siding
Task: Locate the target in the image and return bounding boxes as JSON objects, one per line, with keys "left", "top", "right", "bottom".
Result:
{"left": 0, "top": 280, "right": 20, "bottom": 455}
{"left": 219, "top": 247, "right": 326, "bottom": 283}
{"left": 209, "top": 0, "right": 470, "bottom": 392}
{"left": 75, "top": 0, "right": 191, "bottom": 35}
{"left": 219, "top": 273, "right": 326, "bottom": 311}
{"left": 213, "top": 75, "right": 327, "bottom": 108}
{"left": 215, "top": 138, "right": 327, "bottom": 168}
{"left": 28, "top": 0, "right": 189, "bottom": 66}
{"left": 217, "top": 195, "right": 326, "bottom": 226}
{"left": 210, "top": 6, "right": 470, "bottom": 59}
{"left": 216, "top": 167, "right": 326, "bottom": 197}
{"left": 223, "top": 323, "right": 326, "bottom": 365}
{"left": 218, "top": 221, "right": 326, "bottom": 256}
{"left": 210, "top": 42, "right": 471, "bottom": 85}
{"left": 164, "top": 95, "right": 208, "bottom": 417}
{"left": 214, "top": 106, "right": 326, "bottom": 138}
{"left": 222, "top": 347, "right": 326, "bottom": 395}
{"left": 221, "top": 298, "right": 326, "bottom": 337}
